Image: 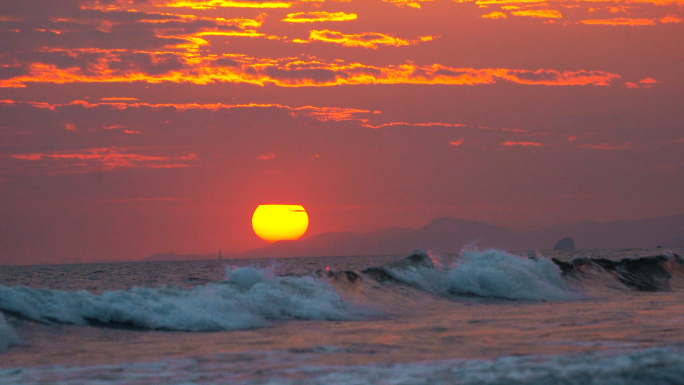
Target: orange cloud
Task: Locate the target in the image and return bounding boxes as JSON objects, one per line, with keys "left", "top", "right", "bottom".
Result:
{"left": 579, "top": 18, "right": 657, "bottom": 26}
{"left": 0, "top": 99, "right": 373, "bottom": 122}
{"left": 639, "top": 77, "right": 661, "bottom": 84}
{"left": 100, "top": 97, "right": 140, "bottom": 101}
{"left": 361, "top": 122, "right": 466, "bottom": 129}
{"left": 482, "top": 11, "right": 508, "bottom": 18}
{"left": 457, "top": 0, "right": 683, "bottom": 6}
{"left": 0, "top": 58, "right": 621, "bottom": 88}
{"left": 660, "top": 14, "right": 682, "bottom": 23}
{"left": 501, "top": 141, "right": 543, "bottom": 146}
{"left": 450, "top": 139, "right": 465, "bottom": 146}
{"left": 625, "top": 82, "right": 640, "bottom": 88}
{"left": 11, "top": 148, "right": 198, "bottom": 172}
{"left": 383, "top": 0, "right": 435, "bottom": 8}
{"left": 282, "top": 12, "right": 357, "bottom": 23}
{"left": 152, "top": 0, "right": 292, "bottom": 9}
{"left": 304, "top": 30, "right": 412, "bottom": 49}
{"left": 511, "top": 10, "right": 562, "bottom": 18}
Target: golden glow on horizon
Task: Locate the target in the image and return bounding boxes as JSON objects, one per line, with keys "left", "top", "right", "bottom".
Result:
{"left": 252, "top": 205, "right": 309, "bottom": 243}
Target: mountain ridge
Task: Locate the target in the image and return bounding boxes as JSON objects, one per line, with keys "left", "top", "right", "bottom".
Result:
{"left": 144, "top": 214, "right": 684, "bottom": 261}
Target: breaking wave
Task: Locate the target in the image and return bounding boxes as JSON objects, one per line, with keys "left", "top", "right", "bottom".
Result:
{"left": 553, "top": 252, "right": 684, "bottom": 292}
{"left": 363, "top": 249, "right": 576, "bottom": 301}
{"left": 0, "top": 267, "right": 357, "bottom": 332}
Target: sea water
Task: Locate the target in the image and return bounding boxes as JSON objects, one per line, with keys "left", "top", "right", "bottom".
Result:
{"left": 1, "top": 248, "right": 684, "bottom": 384}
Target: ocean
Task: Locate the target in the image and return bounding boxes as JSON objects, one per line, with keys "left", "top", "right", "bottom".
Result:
{"left": 1, "top": 247, "right": 684, "bottom": 384}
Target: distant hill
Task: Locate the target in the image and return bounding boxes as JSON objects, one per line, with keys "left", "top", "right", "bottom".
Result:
{"left": 240, "top": 214, "right": 684, "bottom": 258}
{"left": 244, "top": 217, "right": 524, "bottom": 258}
{"left": 144, "top": 214, "right": 684, "bottom": 260}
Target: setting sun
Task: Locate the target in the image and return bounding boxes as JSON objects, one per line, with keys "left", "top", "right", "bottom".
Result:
{"left": 252, "top": 205, "right": 309, "bottom": 243}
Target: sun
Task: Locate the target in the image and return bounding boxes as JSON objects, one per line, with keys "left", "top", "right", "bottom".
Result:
{"left": 252, "top": 205, "right": 309, "bottom": 243}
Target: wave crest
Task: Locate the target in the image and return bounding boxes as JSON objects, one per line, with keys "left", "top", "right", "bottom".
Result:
{"left": 365, "top": 249, "right": 575, "bottom": 301}
{"left": 0, "top": 267, "right": 356, "bottom": 332}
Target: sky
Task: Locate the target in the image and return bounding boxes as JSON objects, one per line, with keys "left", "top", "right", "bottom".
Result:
{"left": 0, "top": 0, "right": 682, "bottom": 264}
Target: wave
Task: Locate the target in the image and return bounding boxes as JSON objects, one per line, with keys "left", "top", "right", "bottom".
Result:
{"left": 0, "top": 267, "right": 357, "bottom": 332}
{"left": 363, "top": 249, "right": 576, "bottom": 301}
{"left": 0, "top": 312, "right": 20, "bottom": 352}
{"left": 552, "top": 252, "right": 684, "bottom": 291}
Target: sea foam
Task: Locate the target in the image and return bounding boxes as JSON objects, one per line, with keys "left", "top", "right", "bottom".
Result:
{"left": 0, "top": 267, "right": 356, "bottom": 332}
{"left": 377, "top": 249, "right": 575, "bottom": 300}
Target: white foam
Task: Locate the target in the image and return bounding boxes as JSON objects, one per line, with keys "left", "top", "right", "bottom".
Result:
{"left": 386, "top": 249, "right": 575, "bottom": 300}
{"left": 0, "top": 312, "right": 19, "bottom": 352}
{"left": 0, "top": 267, "right": 357, "bottom": 331}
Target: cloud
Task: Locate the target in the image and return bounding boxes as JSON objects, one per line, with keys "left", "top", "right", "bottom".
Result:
{"left": 0, "top": 0, "right": 627, "bottom": 89}
{"left": 282, "top": 12, "right": 357, "bottom": 23}
{"left": 0, "top": 99, "right": 374, "bottom": 122}
{"left": 501, "top": 141, "right": 543, "bottom": 146}
{"left": 455, "top": 0, "right": 682, "bottom": 6}
{"left": 361, "top": 122, "right": 466, "bottom": 129}
{"left": 639, "top": 77, "right": 661, "bottom": 84}
{"left": 511, "top": 10, "right": 562, "bottom": 18}
{"left": 0, "top": 56, "right": 622, "bottom": 87}
{"left": 0, "top": 4, "right": 264, "bottom": 74}
{"left": 140, "top": 0, "right": 292, "bottom": 9}
{"left": 101, "top": 97, "right": 140, "bottom": 101}
{"left": 10, "top": 147, "right": 198, "bottom": 172}
{"left": 482, "top": 11, "right": 507, "bottom": 19}
{"left": 660, "top": 14, "right": 681, "bottom": 23}
{"left": 303, "top": 30, "right": 413, "bottom": 49}
{"left": 383, "top": 0, "right": 435, "bottom": 9}
{"left": 583, "top": 142, "right": 631, "bottom": 150}
{"left": 450, "top": 139, "right": 465, "bottom": 146}
{"left": 578, "top": 18, "right": 657, "bottom": 26}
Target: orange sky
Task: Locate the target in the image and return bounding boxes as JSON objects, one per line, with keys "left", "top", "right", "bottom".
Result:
{"left": 0, "top": 0, "right": 682, "bottom": 264}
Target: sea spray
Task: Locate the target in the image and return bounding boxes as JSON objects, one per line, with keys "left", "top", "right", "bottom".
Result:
{"left": 367, "top": 249, "right": 575, "bottom": 300}
{"left": 0, "top": 267, "right": 357, "bottom": 332}
{"left": 445, "top": 249, "right": 574, "bottom": 300}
